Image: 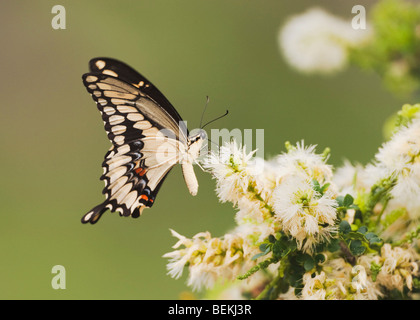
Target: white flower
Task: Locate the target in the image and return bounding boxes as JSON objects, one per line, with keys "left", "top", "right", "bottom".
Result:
{"left": 301, "top": 272, "right": 327, "bottom": 300}
{"left": 231, "top": 222, "right": 275, "bottom": 249}
{"left": 163, "top": 229, "right": 258, "bottom": 292}
{"left": 333, "top": 160, "right": 372, "bottom": 196}
{"left": 358, "top": 244, "right": 419, "bottom": 294}
{"left": 351, "top": 265, "right": 368, "bottom": 294}
{"left": 204, "top": 141, "right": 279, "bottom": 230}
{"left": 163, "top": 229, "right": 194, "bottom": 280}
{"left": 234, "top": 197, "right": 269, "bottom": 226}
{"left": 299, "top": 258, "right": 381, "bottom": 300}
{"left": 377, "top": 244, "right": 419, "bottom": 292}
{"left": 279, "top": 8, "right": 372, "bottom": 74}
{"left": 275, "top": 141, "right": 334, "bottom": 184}
{"left": 373, "top": 117, "right": 420, "bottom": 219}
{"left": 375, "top": 118, "right": 420, "bottom": 174}
{"left": 273, "top": 175, "right": 337, "bottom": 252}
{"left": 203, "top": 141, "right": 257, "bottom": 205}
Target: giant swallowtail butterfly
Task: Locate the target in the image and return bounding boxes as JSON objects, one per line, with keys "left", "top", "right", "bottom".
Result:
{"left": 81, "top": 58, "right": 205, "bottom": 224}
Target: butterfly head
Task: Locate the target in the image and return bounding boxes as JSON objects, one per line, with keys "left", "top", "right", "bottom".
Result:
{"left": 187, "top": 129, "right": 207, "bottom": 159}
{"left": 189, "top": 129, "right": 207, "bottom": 144}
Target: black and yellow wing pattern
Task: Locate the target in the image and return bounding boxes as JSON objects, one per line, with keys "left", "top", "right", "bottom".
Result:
{"left": 81, "top": 58, "right": 188, "bottom": 224}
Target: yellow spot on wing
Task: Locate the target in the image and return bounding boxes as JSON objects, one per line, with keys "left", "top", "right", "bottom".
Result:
{"left": 103, "top": 69, "right": 119, "bottom": 77}
{"left": 96, "top": 60, "right": 106, "bottom": 70}
{"left": 86, "top": 75, "right": 98, "bottom": 82}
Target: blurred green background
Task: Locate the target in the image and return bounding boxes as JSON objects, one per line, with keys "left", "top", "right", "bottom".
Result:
{"left": 0, "top": 0, "right": 415, "bottom": 299}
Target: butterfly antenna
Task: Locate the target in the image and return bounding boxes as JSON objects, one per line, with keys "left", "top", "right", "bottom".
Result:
{"left": 199, "top": 96, "right": 210, "bottom": 129}
{"left": 201, "top": 110, "right": 229, "bottom": 129}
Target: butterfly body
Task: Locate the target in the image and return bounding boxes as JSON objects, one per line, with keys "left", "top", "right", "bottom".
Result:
{"left": 181, "top": 131, "right": 206, "bottom": 196}
{"left": 81, "top": 58, "right": 204, "bottom": 224}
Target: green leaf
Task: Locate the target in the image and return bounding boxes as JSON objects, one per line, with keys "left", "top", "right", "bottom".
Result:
{"left": 370, "top": 262, "right": 382, "bottom": 282}
{"left": 320, "top": 183, "right": 330, "bottom": 194}
{"left": 259, "top": 243, "right": 269, "bottom": 252}
{"left": 336, "top": 196, "right": 344, "bottom": 207}
{"left": 286, "top": 267, "right": 304, "bottom": 289}
{"left": 368, "top": 236, "right": 383, "bottom": 246}
{"left": 347, "top": 231, "right": 367, "bottom": 241}
{"left": 251, "top": 246, "right": 270, "bottom": 261}
{"left": 339, "top": 220, "right": 351, "bottom": 234}
{"left": 315, "top": 254, "right": 326, "bottom": 265}
{"left": 358, "top": 226, "right": 368, "bottom": 234}
{"left": 294, "top": 286, "right": 303, "bottom": 297}
{"left": 413, "top": 278, "right": 420, "bottom": 289}
{"left": 327, "top": 238, "right": 340, "bottom": 252}
{"left": 287, "top": 239, "right": 298, "bottom": 252}
{"left": 251, "top": 252, "right": 265, "bottom": 261}
{"left": 272, "top": 239, "right": 288, "bottom": 258}
{"left": 268, "top": 235, "right": 276, "bottom": 243}
{"left": 303, "top": 257, "right": 315, "bottom": 271}
{"left": 343, "top": 194, "right": 354, "bottom": 207}
{"left": 252, "top": 243, "right": 271, "bottom": 261}
{"left": 349, "top": 240, "right": 366, "bottom": 256}
{"left": 312, "top": 179, "right": 321, "bottom": 193}
{"left": 365, "top": 232, "right": 377, "bottom": 240}
{"left": 295, "top": 253, "right": 308, "bottom": 264}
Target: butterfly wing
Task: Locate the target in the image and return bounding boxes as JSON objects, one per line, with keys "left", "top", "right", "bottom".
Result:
{"left": 89, "top": 57, "right": 189, "bottom": 139}
{"left": 81, "top": 58, "right": 188, "bottom": 224}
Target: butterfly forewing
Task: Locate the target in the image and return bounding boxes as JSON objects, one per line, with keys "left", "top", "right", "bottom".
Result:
{"left": 81, "top": 59, "right": 188, "bottom": 224}
{"left": 89, "top": 57, "right": 189, "bottom": 139}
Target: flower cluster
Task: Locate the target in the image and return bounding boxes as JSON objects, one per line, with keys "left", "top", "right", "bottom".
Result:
{"left": 279, "top": 0, "right": 420, "bottom": 96}
{"left": 163, "top": 229, "right": 256, "bottom": 292}
{"left": 279, "top": 7, "right": 372, "bottom": 74}
{"left": 163, "top": 104, "right": 420, "bottom": 300}
{"left": 163, "top": 0, "right": 420, "bottom": 300}
{"left": 350, "top": 0, "right": 420, "bottom": 95}
{"left": 297, "top": 258, "right": 381, "bottom": 300}
{"left": 359, "top": 244, "right": 419, "bottom": 293}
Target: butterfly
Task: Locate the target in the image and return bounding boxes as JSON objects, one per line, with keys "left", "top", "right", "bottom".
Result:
{"left": 81, "top": 57, "right": 207, "bottom": 224}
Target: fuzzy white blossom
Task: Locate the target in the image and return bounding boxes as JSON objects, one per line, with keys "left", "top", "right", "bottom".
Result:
{"left": 333, "top": 160, "right": 372, "bottom": 196}
{"left": 273, "top": 175, "right": 337, "bottom": 253}
{"left": 359, "top": 244, "right": 419, "bottom": 293}
{"left": 279, "top": 8, "right": 372, "bottom": 74}
{"left": 204, "top": 141, "right": 276, "bottom": 226}
{"left": 163, "top": 229, "right": 261, "bottom": 292}
{"left": 203, "top": 141, "right": 258, "bottom": 206}
{"left": 296, "top": 258, "right": 381, "bottom": 300}
{"left": 372, "top": 116, "right": 420, "bottom": 220}
{"left": 275, "top": 142, "right": 334, "bottom": 184}
{"left": 301, "top": 272, "right": 328, "bottom": 300}
{"left": 165, "top": 123, "right": 420, "bottom": 299}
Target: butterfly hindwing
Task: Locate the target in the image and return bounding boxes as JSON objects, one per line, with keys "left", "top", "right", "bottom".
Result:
{"left": 82, "top": 59, "right": 188, "bottom": 224}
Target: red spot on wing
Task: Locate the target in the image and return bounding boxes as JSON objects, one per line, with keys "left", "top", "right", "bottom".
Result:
{"left": 135, "top": 167, "right": 146, "bottom": 176}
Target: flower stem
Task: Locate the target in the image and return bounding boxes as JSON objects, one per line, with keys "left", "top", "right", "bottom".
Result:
{"left": 255, "top": 268, "right": 284, "bottom": 300}
{"left": 237, "top": 257, "right": 279, "bottom": 280}
{"left": 375, "top": 197, "right": 390, "bottom": 229}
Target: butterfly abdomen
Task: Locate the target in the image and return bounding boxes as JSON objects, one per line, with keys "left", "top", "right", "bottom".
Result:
{"left": 182, "top": 161, "right": 198, "bottom": 196}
